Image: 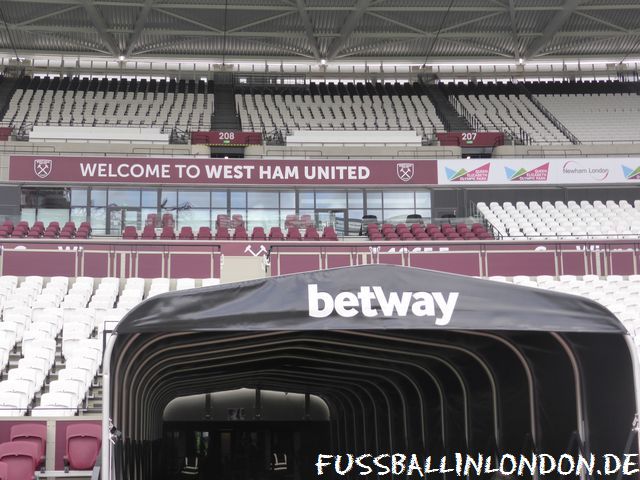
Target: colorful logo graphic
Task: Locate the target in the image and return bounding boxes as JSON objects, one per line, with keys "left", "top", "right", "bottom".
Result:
{"left": 445, "top": 163, "right": 490, "bottom": 182}
{"left": 504, "top": 162, "right": 549, "bottom": 181}
{"left": 622, "top": 165, "right": 640, "bottom": 180}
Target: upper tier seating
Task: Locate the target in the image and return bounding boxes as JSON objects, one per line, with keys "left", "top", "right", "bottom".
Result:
{"left": 236, "top": 82, "right": 444, "bottom": 135}
{"left": 477, "top": 200, "right": 640, "bottom": 239}
{"left": 535, "top": 93, "right": 640, "bottom": 144}
{"left": 2, "top": 76, "right": 214, "bottom": 132}
{"left": 442, "top": 80, "right": 640, "bottom": 144}
{"left": 441, "top": 82, "right": 569, "bottom": 144}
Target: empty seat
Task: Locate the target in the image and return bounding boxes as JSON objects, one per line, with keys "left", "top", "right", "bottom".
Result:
{"left": 251, "top": 227, "right": 267, "bottom": 241}
{"left": 196, "top": 226, "right": 212, "bottom": 240}
{"left": 215, "top": 227, "right": 230, "bottom": 240}
{"left": 64, "top": 424, "right": 102, "bottom": 471}
{"left": 178, "top": 226, "right": 194, "bottom": 240}
{"left": 10, "top": 424, "right": 46, "bottom": 469}
{"left": 141, "top": 226, "right": 156, "bottom": 239}
{"left": 233, "top": 226, "right": 248, "bottom": 240}
{"left": 322, "top": 227, "right": 338, "bottom": 240}
{"left": 304, "top": 227, "right": 320, "bottom": 241}
{"left": 269, "top": 227, "right": 284, "bottom": 241}
{"left": 0, "top": 441, "right": 39, "bottom": 479}
{"left": 286, "top": 227, "right": 302, "bottom": 241}
{"left": 160, "top": 227, "right": 175, "bottom": 240}
{"left": 122, "top": 226, "right": 138, "bottom": 239}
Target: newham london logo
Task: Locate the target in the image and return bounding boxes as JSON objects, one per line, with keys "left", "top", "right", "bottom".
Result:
{"left": 307, "top": 284, "right": 459, "bottom": 326}
{"left": 445, "top": 163, "right": 490, "bottom": 182}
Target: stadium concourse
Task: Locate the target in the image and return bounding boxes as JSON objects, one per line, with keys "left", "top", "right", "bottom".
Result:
{"left": 0, "top": 0, "right": 640, "bottom": 479}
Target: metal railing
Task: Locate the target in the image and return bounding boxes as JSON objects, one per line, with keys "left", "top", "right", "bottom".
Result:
{"left": 527, "top": 94, "right": 581, "bottom": 145}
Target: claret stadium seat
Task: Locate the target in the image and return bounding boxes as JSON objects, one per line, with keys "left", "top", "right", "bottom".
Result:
{"left": 304, "top": 226, "right": 320, "bottom": 240}
{"left": 10, "top": 424, "right": 46, "bottom": 470}
{"left": 286, "top": 227, "right": 302, "bottom": 241}
{"left": 141, "top": 226, "right": 156, "bottom": 240}
{"left": 196, "top": 226, "right": 212, "bottom": 240}
{"left": 233, "top": 226, "right": 248, "bottom": 240}
{"left": 215, "top": 227, "right": 230, "bottom": 240}
{"left": 251, "top": 227, "right": 267, "bottom": 241}
{"left": 322, "top": 227, "right": 338, "bottom": 241}
{"left": 64, "top": 424, "right": 102, "bottom": 471}
{"left": 122, "top": 226, "right": 138, "bottom": 239}
{"left": 160, "top": 227, "right": 176, "bottom": 240}
{"left": 0, "top": 441, "right": 39, "bottom": 480}
{"left": 269, "top": 227, "right": 284, "bottom": 241}
{"left": 178, "top": 226, "right": 194, "bottom": 240}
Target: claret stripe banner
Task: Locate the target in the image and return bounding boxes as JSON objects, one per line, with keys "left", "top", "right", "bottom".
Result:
{"left": 9, "top": 156, "right": 438, "bottom": 186}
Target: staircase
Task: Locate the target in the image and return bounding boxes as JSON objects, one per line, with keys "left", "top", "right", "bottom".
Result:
{"left": 0, "top": 75, "right": 22, "bottom": 122}
{"left": 422, "top": 84, "right": 471, "bottom": 131}
{"left": 212, "top": 84, "right": 241, "bottom": 130}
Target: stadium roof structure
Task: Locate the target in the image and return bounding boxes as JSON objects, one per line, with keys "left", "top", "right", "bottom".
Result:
{"left": 1, "top": 0, "right": 640, "bottom": 63}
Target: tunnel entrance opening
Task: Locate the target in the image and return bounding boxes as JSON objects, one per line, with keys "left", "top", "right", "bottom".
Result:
{"left": 103, "top": 265, "right": 640, "bottom": 480}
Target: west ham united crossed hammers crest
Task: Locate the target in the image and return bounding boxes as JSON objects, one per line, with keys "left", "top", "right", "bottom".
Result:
{"left": 33, "top": 159, "right": 53, "bottom": 179}
{"left": 396, "top": 162, "right": 415, "bottom": 182}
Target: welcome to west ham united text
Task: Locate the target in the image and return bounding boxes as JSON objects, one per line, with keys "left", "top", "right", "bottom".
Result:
{"left": 79, "top": 162, "right": 371, "bottom": 181}
{"left": 315, "top": 453, "right": 640, "bottom": 477}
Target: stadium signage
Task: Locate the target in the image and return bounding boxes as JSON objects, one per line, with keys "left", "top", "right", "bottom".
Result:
{"left": 9, "top": 156, "right": 438, "bottom": 186}
{"left": 438, "top": 158, "right": 640, "bottom": 185}
{"left": 307, "top": 284, "right": 459, "bottom": 326}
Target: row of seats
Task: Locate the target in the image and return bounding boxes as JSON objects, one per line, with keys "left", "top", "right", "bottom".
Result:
{"left": 535, "top": 93, "right": 640, "bottom": 144}
{"left": 0, "top": 275, "right": 219, "bottom": 417}
{"left": 478, "top": 200, "right": 640, "bottom": 239}
{"left": 4, "top": 76, "right": 213, "bottom": 132}
{"left": 0, "top": 423, "right": 101, "bottom": 477}
{"left": 123, "top": 225, "right": 339, "bottom": 241}
{"left": 451, "top": 93, "right": 569, "bottom": 144}
{"left": 367, "top": 222, "right": 492, "bottom": 241}
{"left": 236, "top": 93, "right": 443, "bottom": 135}
{"left": 0, "top": 221, "right": 92, "bottom": 239}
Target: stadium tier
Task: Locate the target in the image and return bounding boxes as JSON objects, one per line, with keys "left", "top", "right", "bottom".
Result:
{"left": 1, "top": 2, "right": 640, "bottom": 479}
{"left": 3, "top": 77, "right": 214, "bottom": 132}
{"left": 478, "top": 200, "right": 640, "bottom": 239}
{"left": 235, "top": 83, "right": 444, "bottom": 134}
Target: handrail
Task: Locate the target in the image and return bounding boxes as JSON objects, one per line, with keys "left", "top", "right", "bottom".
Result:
{"left": 518, "top": 84, "right": 581, "bottom": 145}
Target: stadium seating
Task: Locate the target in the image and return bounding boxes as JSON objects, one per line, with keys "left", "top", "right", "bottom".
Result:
{"left": 235, "top": 82, "right": 444, "bottom": 135}
{"left": 0, "top": 274, "right": 223, "bottom": 416}
{"left": 535, "top": 92, "right": 640, "bottom": 144}
{"left": 3, "top": 76, "right": 213, "bottom": 132}
{"left": 367, "top": 222, "right": 492, "bottom": 241}
{"left": 64, "top": 424, "right": 101, "bottom": 471}
{"left": 477, "top": 200, "right": 640, "bottom": 239}
{"left": 0, "top": 441, "right": 39, "bottom": 480}
{"left": 445, "top": 90, "right": 568, "bottom": 144}
{"left": 0, "top": 221, "right": 92, "bottom": 239}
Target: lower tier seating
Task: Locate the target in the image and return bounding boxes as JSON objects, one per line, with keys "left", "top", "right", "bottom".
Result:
{"left": 478, "top": 200, "right": 640, "bottom": 239}
{"left": 0, "top": 275, "right": 219, "bottom": 417}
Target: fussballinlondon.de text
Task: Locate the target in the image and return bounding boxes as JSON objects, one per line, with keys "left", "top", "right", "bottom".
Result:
{"left": 315, "top": 453, "right": 640, "bottom": 477}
